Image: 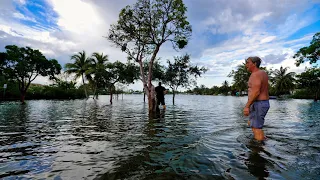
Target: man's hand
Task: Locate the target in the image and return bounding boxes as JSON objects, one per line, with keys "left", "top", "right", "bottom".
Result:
{"left": 243, "top": 107, "right": 250, "bottom": 116}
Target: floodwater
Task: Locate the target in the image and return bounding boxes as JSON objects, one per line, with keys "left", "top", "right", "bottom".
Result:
{"left": 0, "top": 95, "right": 319, "bottom": 180}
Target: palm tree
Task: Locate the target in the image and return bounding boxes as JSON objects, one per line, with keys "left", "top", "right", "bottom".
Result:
{"left": 89, "top": 52, "right": 109, "bottom": 98}
{"left": 65, "top": 51, "right": 92, "bottom": 98}
{"left": 228, "top": 63, "right": 251, "bottom": 95}
{"left": 270, "top": 66, "right": 296, "bottom": 96}
{"left": 221, "top": 80, "right": 230, "bottom": 95}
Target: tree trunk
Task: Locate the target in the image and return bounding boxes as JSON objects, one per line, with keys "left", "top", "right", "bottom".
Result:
{"left": 93, "top": 84, "right": 98, "bottom": 99}
{"left": 172, "top": 89, "right": 175, "bottom": 105}
{"left": 82, "top": 74, "right": 88, "bottom": 98}
{"left": 146, "top": 46, "right": 160, "bottom": 113}
{"left": 137, "top": 45, "right": 160, "bottom": 114}
{"left": 20, "top": 91, "right": 26, "bottom": 104}
{"left": 109, "top": 86, "right": 113, "bottom": 104}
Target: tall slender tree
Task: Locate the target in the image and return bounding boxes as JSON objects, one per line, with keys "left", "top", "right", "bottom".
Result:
{"left": 163, "top": 54, "right": 206, "bottom": 104}
{"left": 108, "top": 0, "right": 192, "bottom": 112}
{"left": 65, "top": 51, "right": 92, "bottom": 98}
{"left": 103, "top": 61, "right": 139, "bottom": 104}
{"left": 89, "top": 52, "right": 109, "bottom": 98}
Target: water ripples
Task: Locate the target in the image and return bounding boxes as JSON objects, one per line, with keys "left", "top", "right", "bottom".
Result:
{"left": 0, "top": 95, "right": 319, "bottom": 179}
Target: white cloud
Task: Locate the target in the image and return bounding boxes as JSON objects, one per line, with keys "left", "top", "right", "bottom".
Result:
{"left": 13, "top": 12, "right": 36, "bottom": 22}
{"left": 47, "top": 0, "right": 103, "bottom": 34}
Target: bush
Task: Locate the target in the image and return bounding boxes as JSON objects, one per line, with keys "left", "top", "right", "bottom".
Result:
{"left": 290, "top": 89, "right": 314, "bottom": 99}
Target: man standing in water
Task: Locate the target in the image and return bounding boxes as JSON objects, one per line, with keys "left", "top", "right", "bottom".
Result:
{"left": 244, "top": 56, "right": 270, "bottom": 141}
{"left": 155, "top": 82, "right": 167, "bottom": 109}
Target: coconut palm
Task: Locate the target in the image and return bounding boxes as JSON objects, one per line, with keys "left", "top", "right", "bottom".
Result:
{"left": 270, "top": 66, "right": 296, "bottom": 96}
{"left": 221, "top": 80, "right": 231, "bottom": 95}
{"left": 89, "top": 52, "right": 109, "bottom": 98}
{"left": 228, "top": 63, "right": 251, "bottom": 95}
{"left": 65, "top": 51, "right": 92, "bottom": 98}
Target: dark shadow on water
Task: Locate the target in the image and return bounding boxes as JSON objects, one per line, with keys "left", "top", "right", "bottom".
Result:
{"left": 245, "top": 138, "right": 269, "bottom": 180}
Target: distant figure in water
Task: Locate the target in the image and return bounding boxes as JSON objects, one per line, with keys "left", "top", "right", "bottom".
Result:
{"left": 244, "top": 56, "right": 270, "bottom": 141}
{"left": 155, "top": 82, "right": 167, "bottom": 110}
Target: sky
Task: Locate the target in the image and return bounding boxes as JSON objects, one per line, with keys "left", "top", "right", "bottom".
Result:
{"left": 0, "top": 0, "right": 319, "bottom": 91}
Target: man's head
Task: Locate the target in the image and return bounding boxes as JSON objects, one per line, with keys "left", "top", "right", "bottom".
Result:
{"left": 159, "top": 82, "right": 162, "bottom": 86}
{"left": 245, "top": 56, "right": 261, "bottom": 72}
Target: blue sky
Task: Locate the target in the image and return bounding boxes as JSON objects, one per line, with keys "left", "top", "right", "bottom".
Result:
{"left": 0, "top": 0, "right": 319, "bottom": 90}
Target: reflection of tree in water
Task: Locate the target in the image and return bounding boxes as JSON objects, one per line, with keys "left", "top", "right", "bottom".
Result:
{"left": 245, "top": 142, "right": 269, "bottom": 179}
{"left": 96, "top": 107, "right": 199, "bottom": 180}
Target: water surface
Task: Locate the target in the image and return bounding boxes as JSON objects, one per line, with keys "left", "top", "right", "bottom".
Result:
{"left": 0, "top": 95, "right": 319, "bottom": 179}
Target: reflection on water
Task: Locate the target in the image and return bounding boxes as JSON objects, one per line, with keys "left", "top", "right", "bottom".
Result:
{"left": 0, "top": 95, "right": 319, "bottom": 179}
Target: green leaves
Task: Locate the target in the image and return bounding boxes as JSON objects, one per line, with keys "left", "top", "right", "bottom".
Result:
{"left": 108, "top": 0, "right": 192, "bottom": 60}
{"left": 294, "top": 32, "right": 320, "bottom": 66}
{"left": 1, "top": 45, "right": 62, "bottom": 102}
{"left": 270, "top": 66, "right": 296, "bottom": 95}
{"left": 228, "top": 63, "right": 251, "bottom": 92}
{"left": 296, "top": 67, "right": 320, "bottom": 94}
{"left": 163, "top": 54, "right": 207, "bottom": 90}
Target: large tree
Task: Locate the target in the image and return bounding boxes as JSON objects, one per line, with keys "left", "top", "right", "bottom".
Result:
{"left": 293, "top": 32, "right": 320, "bottom": 66}
{"left": 108, "top": 0, "right": 192, "bottom": 112}
{"left": 296, "top": 67, "right": 320, "bottom": 101}
{"left": 270, "top": 66, "right": 296, "bottom": 96}
{"left": 103, "top": 61, "right": 140, "bottom": 104}
{"left": 163, "top": 54, "right": 206, "bottom": 104}
{"left": 1, "top": 45, "right": 61, "bottom": 103}
{"left": 65, "top": 51, "right": 92, "bottom": 98}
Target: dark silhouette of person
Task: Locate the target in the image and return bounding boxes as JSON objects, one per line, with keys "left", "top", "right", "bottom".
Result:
{"left": 155, "top": 82, "right": 167, "bottom": 109}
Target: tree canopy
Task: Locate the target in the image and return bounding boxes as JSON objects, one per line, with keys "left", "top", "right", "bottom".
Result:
{"left": 296, "top": 67, "right": 320, "bottom": 100}
{"left": 293, "top": 32, "right": 320, "bottom": 66}
{"left": 163, "top": 54, "right": 207, "bottom": 104}
{"left": 65, "top": 51, "right": 92, "bottom": 98}
{"left": 270, "top": 66, "right": 296, "bottom": 96}
{"left": 1, "top": 45, "right": 61, "bottom": 103}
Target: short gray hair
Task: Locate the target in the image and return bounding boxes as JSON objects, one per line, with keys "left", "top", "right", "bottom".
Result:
{"left": 246, "top": 56, "right": 261, "bottom": 68}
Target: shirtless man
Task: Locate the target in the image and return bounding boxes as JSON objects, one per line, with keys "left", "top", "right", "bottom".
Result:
{"left": 243, "top": 56, "right": 270, "bottom": 141}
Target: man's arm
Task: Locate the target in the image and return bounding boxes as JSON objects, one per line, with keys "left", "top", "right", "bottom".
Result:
{"left": 163, "top": 87, "right": 168, "bottom": 94}
{"left": 245, "top": 73, "right": 261, "bottom": 108}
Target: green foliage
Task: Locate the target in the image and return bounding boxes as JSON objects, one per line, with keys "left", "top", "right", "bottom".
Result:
{"left": 163, "top": 54, "right": 207, "bottom": 91}
{"left": 65, "top": 51, "right": 92, "bottom": 98}
{"left": 220, "top": 80, "right": 231, "bottom": 95}
{"left": 1, "top": 45, "right": 62, "bottom": 102}
{"left": 290, "top": 89, "right": 314, "bottom": 99}
{"left": 108, "top": 0, "right": 192, "bottom": 110}
{"left": 228, "top": 63, "right": 250, "bottom": 93}
{"left": 270, "top": 66, "right": 296, "bottom": 96}
{"left": 102, "top": 60, "right": 140, "bottom": 93}
{"left": 185, "top": 84, "right": 230, "bottom": 95}
{"left": 293, "top": 32, "right": 320, "bottom": 66}
{"left": 295, "top": 67, "right": 320, "bottom": 99}
{"left": 87, "top": 52, "right": 109, "bottom": 97}
{"left": 143, "top": 59, "right": 166, "bottom": 81}
{"left": 109, "top": 0, "right": 192, "bottom": 56}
